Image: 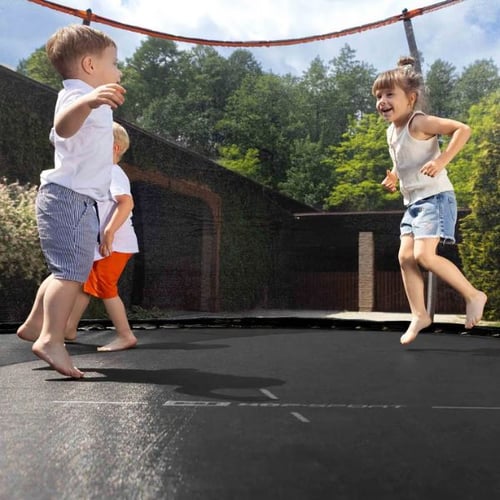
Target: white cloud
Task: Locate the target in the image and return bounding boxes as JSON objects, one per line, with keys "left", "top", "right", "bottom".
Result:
{"left": 0, "top": 0, "right": 498, "bottom": 75}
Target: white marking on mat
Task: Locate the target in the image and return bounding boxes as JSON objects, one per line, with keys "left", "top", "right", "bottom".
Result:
{"left": 162, "top": 401, "right": 405, "bottom": 409}
{"left": 163, "top": 401, "right": 231, "bottom": 407}
{"left": 52, "top": 400, "right": 149, "bottom": 405}
{"left": 291, "top": 412, "right": 310, "bottom": 423}
{"left": 432, "top": 406, "right": 500, "bottom": 411}
{"left": 260, "top": 389, "right": 279, "bottom": 400}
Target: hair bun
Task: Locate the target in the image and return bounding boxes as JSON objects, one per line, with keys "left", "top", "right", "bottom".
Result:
{"left": 397, "top": 56, "right": 415, "bottom": 68}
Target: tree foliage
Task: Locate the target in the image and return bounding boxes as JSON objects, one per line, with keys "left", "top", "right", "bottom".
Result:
{"left": 426, "top": 59, "right": 457, "bottom": 118}
{"left": 278, "top": 138, "right": 330, "bottom": 208}
{"left": 15, "top": 39, "right": 499, "bottom": 212}
{"left": 324, "top": 114, "right": 400, "bottom": 211}
{"left": 17, "top": 46, "right": 61, "bottom": 89}
{"left": 451, "top": 59, "right": 500, "bottom": 120}
{"left": 0, "top": 179, "right": 46, "bottom": 287}
{"left": 217, "top": 145, "right": 260, "bottom": 179}
{"left": 458, "top": 91, "right": 500, "bottom": 320}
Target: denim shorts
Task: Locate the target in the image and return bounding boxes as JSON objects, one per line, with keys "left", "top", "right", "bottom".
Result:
{"left": 36, "top": 183, "right": 99, "bottom": 282}
{"left": 400, "top": 191, "right": 457, "bottom": 243}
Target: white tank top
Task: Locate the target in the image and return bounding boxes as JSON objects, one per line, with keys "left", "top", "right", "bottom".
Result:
{"left": 387, "top": 111, "right": 454, "bottom": 206}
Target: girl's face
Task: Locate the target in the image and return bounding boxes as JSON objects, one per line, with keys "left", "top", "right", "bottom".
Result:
{"left": 374, "top": 85, "right": 415, "bottom": 127}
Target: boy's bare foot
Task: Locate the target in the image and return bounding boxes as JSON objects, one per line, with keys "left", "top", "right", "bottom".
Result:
{"left": 400, "top": 314, "right": 432, "bottom": 345}
{"left": 97, "top": 332, "right": 137, "bottom": 352}
{"left": 465, "top": 291, "right": 487, "bottom": 329}
{"left": 32, "top": 339, "right": 84, "bottom": 378}
{"left": 17, "top": 323, "right": 41, "bottom": 342}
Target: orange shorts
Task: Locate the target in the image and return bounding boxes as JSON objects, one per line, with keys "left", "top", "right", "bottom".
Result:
{"left": 83, "top": 252, "right": 133, "bottom": 299}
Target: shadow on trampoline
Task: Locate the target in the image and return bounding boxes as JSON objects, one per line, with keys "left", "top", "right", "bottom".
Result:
{"left": 134, "top": 341, "right": 231, "bottom": 351}
{"left": 35, "top": 366, "right": 286, "bottom": 401}
{"left": 67, "top": 340, "right": 231, "bottom": 352}
{"left": 404, "top": 347, "right": 500, "bottom": 356}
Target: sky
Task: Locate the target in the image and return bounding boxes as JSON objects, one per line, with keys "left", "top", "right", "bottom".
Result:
{"left": 0, "top": 0, "right": 499, "bottom": 77}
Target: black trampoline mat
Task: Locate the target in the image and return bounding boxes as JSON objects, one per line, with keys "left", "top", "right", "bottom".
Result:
{"left": 1, "top": 327, "right": 500, "bottom": 499}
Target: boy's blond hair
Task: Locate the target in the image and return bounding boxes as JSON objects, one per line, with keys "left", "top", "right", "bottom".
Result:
{"left": 113, "top": 122, "right": 130, "bottom": 161}
{"left": 46, "top": 24, "right": 116, "bottom": 78}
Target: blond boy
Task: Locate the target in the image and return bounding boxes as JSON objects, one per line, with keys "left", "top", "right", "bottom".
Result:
{"left": 65, "top": 122, "right": 139, "bottom": 352}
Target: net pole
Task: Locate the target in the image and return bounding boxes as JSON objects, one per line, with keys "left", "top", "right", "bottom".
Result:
{"left": 402, "top": 9, "right": 422, "bottom": 73}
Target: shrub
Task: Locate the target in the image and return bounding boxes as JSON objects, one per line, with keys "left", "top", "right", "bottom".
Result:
{"left": 0, "top": 179, "right": 46, "bottom": 287}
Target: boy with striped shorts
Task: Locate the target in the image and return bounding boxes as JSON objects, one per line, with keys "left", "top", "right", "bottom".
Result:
{"left": 17, "top": 25, "right": 125, "bottom": 378}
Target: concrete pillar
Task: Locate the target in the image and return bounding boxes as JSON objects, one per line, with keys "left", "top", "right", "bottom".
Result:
{"left": 358, "top": 231, "right": 374, "bottom": 312}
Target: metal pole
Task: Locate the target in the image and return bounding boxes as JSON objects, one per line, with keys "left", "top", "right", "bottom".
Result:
{"left": 402, "top": 8, "right": 436, "bottom": 318}
{"left": 426, "top": 271, "right": 437, "bottom": 321}
{"left": 402, "top": 9, "right": 422, "bottom": 73}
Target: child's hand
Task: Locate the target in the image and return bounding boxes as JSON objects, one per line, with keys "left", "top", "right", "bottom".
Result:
{"left": 99, "top": 231, "right": 115, "bottom": 257}
{"left": 381, "top": 170, "right": 398, "bottom": 192}
{"left": 420, "top": 159, "right": 443, "bottom": 177}
{"left": 87, "top": 83, "right": 126, "bottom": 110}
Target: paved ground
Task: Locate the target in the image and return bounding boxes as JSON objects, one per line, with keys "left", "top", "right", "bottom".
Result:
{"left": 1, "top": 322, "right": 500, "bottom": 499}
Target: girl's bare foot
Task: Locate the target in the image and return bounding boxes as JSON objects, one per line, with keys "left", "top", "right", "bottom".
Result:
{"left": 32, "top": 339, "right": 84, "bottom": 378}
{"left": 64, "top": 331, "right": 78, "bottom": 342}
{"left": 465, "top": 291, "right": 487, "bottom": 329}
{"left": 400, "top": 314, "right": 432, "bottom": 345}
{"left": 17, "top": 323, "right": 41, "bottom": 342}
{"left": 97, "top": 332, "right": 137, "bottom": 352}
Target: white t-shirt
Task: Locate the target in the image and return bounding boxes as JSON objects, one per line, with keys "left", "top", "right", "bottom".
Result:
{"left": 41, "top": 79, "right": 113, "bottom": 201}
{"left": 94, "top": 164, "right": 139, "bottom": 261}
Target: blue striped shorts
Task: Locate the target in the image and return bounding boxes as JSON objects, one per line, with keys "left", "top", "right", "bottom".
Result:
{"left": 36, "top": 183, "right": 99, "bottom": 282}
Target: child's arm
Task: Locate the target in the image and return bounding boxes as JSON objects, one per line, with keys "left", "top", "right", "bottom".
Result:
{"left": 411, "top": 114, "right": 471, "bottom": 177}
{"left": 99, "top": 194, "right": 134, "bottom": 257}
{"left": 55, "top": 83, "right": 125, "bottom": 138}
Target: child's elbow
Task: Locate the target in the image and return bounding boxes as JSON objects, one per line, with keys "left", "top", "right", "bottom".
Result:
{"left": 54, "top": 122, "right": 75, "bottom": 139}
{"left": 462, "top": 124, "right": 472, "bottom": 141}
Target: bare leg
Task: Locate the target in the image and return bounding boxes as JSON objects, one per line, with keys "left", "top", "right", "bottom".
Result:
{"left": 17, "top": 275, "right": 54, "bottom": 342}
{"left": 97, "top": 295, "right": 137, "bottom": 352}
{"left": 65, "top": 288, "right": 91, "bottom": 341}
{"left": 414, "top": 238, "right": 487, "bottom": 329}
{"left": 398, "top": 236, "right": 432, "bottom": 345}
{"left": 32, "top": 278, "right": 84, "bottom": 378}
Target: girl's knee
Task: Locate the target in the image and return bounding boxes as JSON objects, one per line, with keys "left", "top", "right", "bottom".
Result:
{"left": 398, "top": 251, "right": 415, "bottom": 267}
{"left": 414, "top": 250, "right": 433, "bottom": 269}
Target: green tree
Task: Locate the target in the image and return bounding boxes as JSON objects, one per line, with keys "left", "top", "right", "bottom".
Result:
{"left": 217, "top": 73, "right": 307, "bottom": 187}
{"left": 299, "top": 56, "right": 333, "bottom": 144}
{"left": 119, "top": 38, "right": 181, "bottom": 124}
{"left": 140, "top": 46, "right": 227, "bottom": 155}
{"left": 324, "top": 113, "right": 400, "bottom": 211}
{"left": 425, "top": 59, "right": 457, "bottom": 118}
{"left": 326, "top": 45, "right": 377, "bottom": 144}
{"left": 217, "top": 145, "right": 260, "bottom": 179}
{"left": 458, "top": 92, "right": 500, "bottom": 320}
{"left": 17, "top": 46, "right": 61, "bottom": 88}
{"left": 124, "top": 42, "right": 262, "bottom": 156}
{"left": 278, "top": 138, "right": 330, "bottom": 208}
{"left": 449, "top": 91, "right": 500, "bottom": 208}
{"left": 451, "top": 59, "right": 499, "bottom": 120}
